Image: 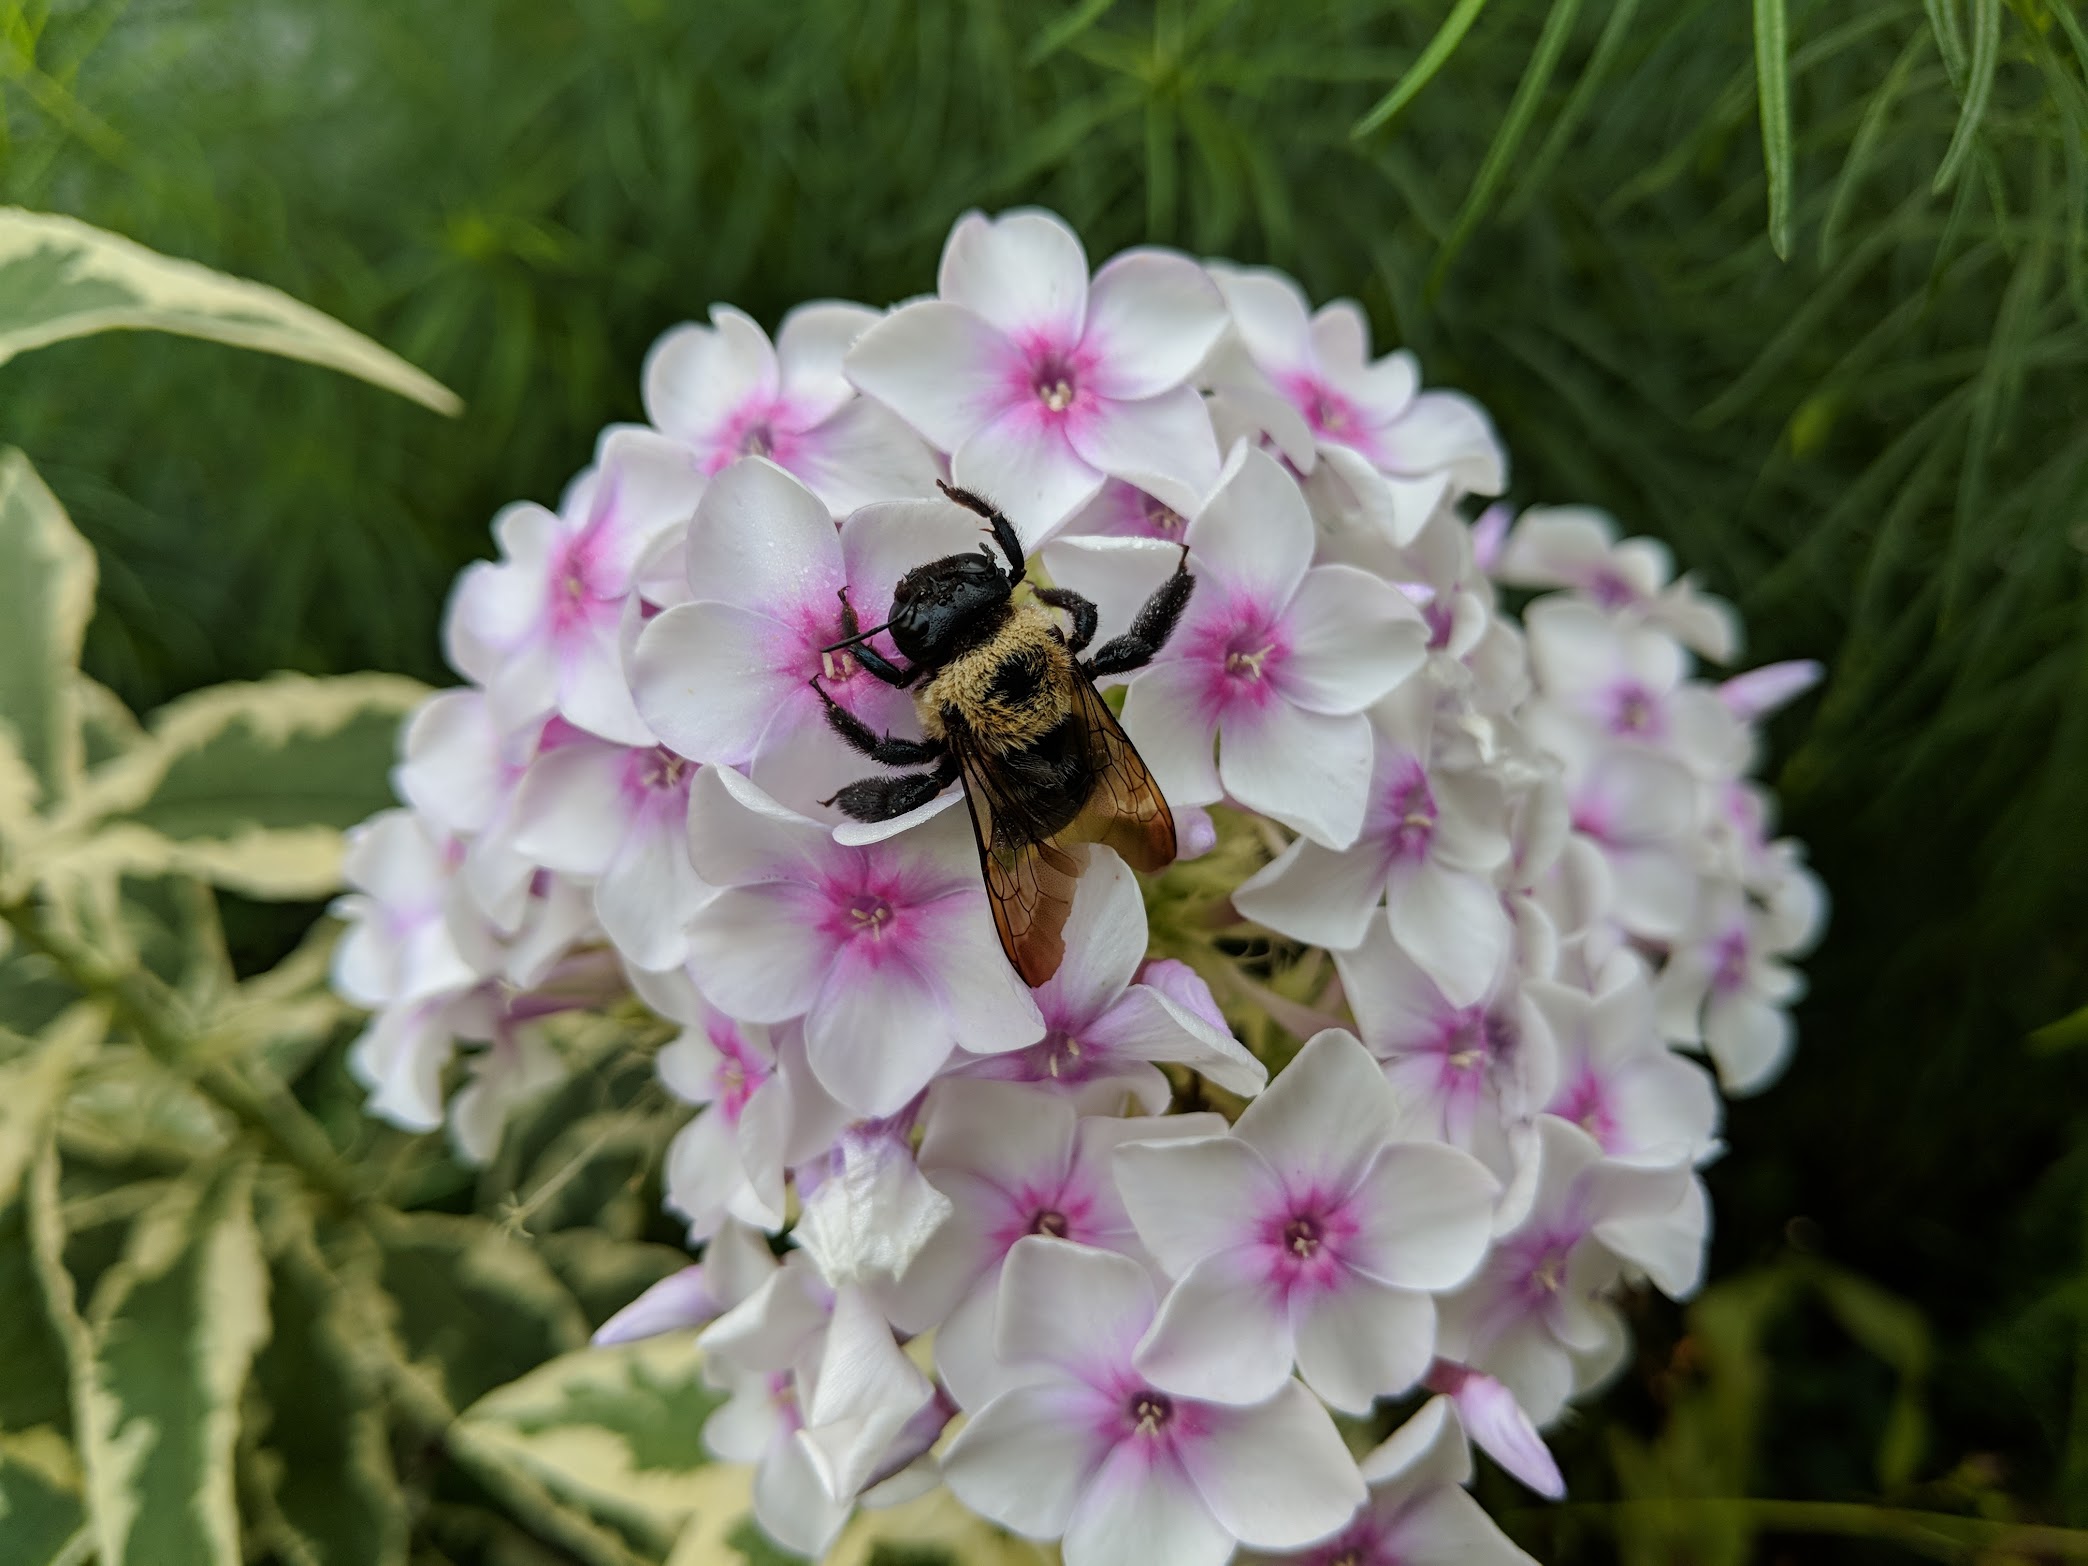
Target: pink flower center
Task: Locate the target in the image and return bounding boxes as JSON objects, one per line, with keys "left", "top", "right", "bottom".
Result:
{"left": 1554, "top": 1067, "right": 1617, "bottom": 1151}
{"left": 1127, "top": 1390, "right": 1173, "bottom": 1436}
{"left": 707, "top": 399, "right": 805, "bottom": 476}
{"left": 1139, "top": 491, "right": 1185, "bottom": 538}
{"left": 848, "top": 894, "right": 895, "bottom": 937}
{"left": 1257, "top": 1193, "right": 1357, "bottom": 1296}
{"left": 1379, "top": 760, "right": 1437, "bottom": 866}
{"left": 1028, "top": 1209, "right": 1070, "bottom": 1238}
{"left": 708, "top": 1021, "right": 770, "bottom": 1122}
{"left": 1711, "top": 927, "right": 1751, "bottom": 993}
{"left": 640, "top": 747, "right": 691, "bottom": 791}
{"left": 1606, "top": 681, "right": 1663, "bottom": 737}
{"left": 1031, "top": 350, "right": 1080, "bottom": 413}
{"left": 1587, "top": 568, "right": 1641, "bottom": 609}
{"left": 768, "top": 1370, "right": 802, "bottom": 1435}
{"left": 1184, "top": 593, "right": 1294, "bottom": 720}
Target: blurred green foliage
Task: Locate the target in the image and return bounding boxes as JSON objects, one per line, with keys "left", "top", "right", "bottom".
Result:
{"left": 5, "top": 0, "right": 2088, "bottom": 1559}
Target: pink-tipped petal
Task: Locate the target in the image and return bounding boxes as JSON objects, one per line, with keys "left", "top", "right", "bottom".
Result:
{"left": 1082, "top": 250, "right": 1229, "bottom": 400}
{"left": 939, "top": 208, "right": 1091, "bottom": 343}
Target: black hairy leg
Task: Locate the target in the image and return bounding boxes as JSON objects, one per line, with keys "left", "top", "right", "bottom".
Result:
{"left": 1085, "top": 543, "right": 1195, "bottom": 678}
{"left": 810, "top": 677, "right": 944, "bottom": 766}
{"left": 833, "top": 586, "right": 917, "bottom": 687}
{"left": 1033, "top": 586, "right": 1099, "bottom": 654}
{"left": 937, "top": 480, "right": 1027, "bottom": 587}
{"left": 824, "top": 752, "right": 961, "bottom": 821}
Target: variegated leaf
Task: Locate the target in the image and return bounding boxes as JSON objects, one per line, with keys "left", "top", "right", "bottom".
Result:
{"left": 370, "top": 1212, "right": 589, "bottom": 1416}
{"left": 460, "top": 1334, "right": 723, "bottom": 1556}
{"left": 249, "top": 1195, "right": 407, "bottom": 1566}
{"left": 0, "top": 450, "right": 96, "bottom": 817}
{"left": 0, "top": 208, "right": 461, "bottom": 414}
{"left": 0, "top": 1426, "right": 89, "bottom": 1566}
{"left": 537, "top": 1230, "right": 693, "bottom": 1333}
{"left": 42, "top": 672, "right": 427, "bottom": 899}
{"left": 75, "top": 1159, "right": 269, "bottom": 1566}
{"left": 0, "top": 1002, "right": 105, "bottom": 1212}
{"left": 0, "top": 1198, "right": 74, "bottom": 1434}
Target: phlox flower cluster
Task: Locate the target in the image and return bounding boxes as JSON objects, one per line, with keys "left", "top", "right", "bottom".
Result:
{"left": 332, "top": 207, "right": 1826, "bottom": 1564}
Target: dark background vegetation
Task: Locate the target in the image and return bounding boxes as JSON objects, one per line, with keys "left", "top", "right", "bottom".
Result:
{"left": 5, "top": 0, "right": 2087, "bottom": 1556}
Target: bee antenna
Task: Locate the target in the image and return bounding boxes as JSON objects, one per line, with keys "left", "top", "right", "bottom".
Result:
{"left": 819, "top": 620, "right": 893, "bottom": 654}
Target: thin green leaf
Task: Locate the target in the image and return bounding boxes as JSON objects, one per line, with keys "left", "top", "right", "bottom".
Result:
{"left": 1026, "top": 0, "right": 1117, "bottom": 65}
{"left": 1932, "top": 0, "right": 2001, "bottom": 193}
{"left": 0, "top": 208, "right": 461, "bottom": 413}
{"left": 1752, "top": 0, "right": 1795, "bottom": 258}
{"left": 1350, "top": 0, "right": 1492, "bottom": 138}
{"left": 1505, "top": 0, "right": 1642, "bottom": 220}
{"left": 1431, "top": 0, "right": 1583, "bottom": 291}
{"left": 1820, "top": 31, "right": 1929, "bottom": 265}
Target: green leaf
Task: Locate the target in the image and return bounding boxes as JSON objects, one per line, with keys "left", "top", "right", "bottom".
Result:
{"left": 0, "top": 1427, "right": 89, "bottom": 1566}
{"left": 0, "top": 451, "right": 96, "bottom": 818}
{"left": 371, "top": 1212, "right": 589, "bottom": 1416}
{"left": 1430, "top": 0, "right": 1583, "bottom": 291}
{"left": 249, "top": 1197, "right": 408, "bottom": 1566}
{"left": 1932, "top": 0, "right": 2000, "bottom": 193}
{"left": 0, "top": 1199, "right": 75, "bottom": 1433}
{"left": 536, "top": 1231, "right": 693, "bottom": 1333}
{"left": 44, "top": 672, "right": 427, "bottom": 899}
{"left": 1350, "top": 0, "right": 1492, "bottom": 138}
{"left": 74, "top": 1158, "right": 269, "bottom": 1566}
{"left": 460, "top": 1335, "right": 723, "bottom": 1555}
{"left": 0, "top": 209, "right": 461, "bottom": 415}
{"left": 0, "top": 1002, "right": 104, "bottom": 1212}
{"left": 1752, "top": 0, "right": 1794, "bottom": 258}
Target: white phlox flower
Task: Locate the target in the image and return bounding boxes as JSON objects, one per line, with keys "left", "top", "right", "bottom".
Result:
{"left": 332, "top": 204, "right": 1830, "bottom": 1563}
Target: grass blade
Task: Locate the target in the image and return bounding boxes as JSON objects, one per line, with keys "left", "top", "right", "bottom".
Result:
{"left": 1351, "top": 0, "right": 1492, "bottom": 138}
{"left": 1506, "top": 0, "right": 1642, "bottom": 220}
{"left": 1430, "top": 0, "right": 1584, "bottom": 291}
{"left": 1820, "top": 32, "right": 1930, "bottom": 265}
{"left": 1753, "top": 0, "right": 1794, "bottom": 259}
{"left": 1933, "top": 0, "right": 2001, "bottom": 193}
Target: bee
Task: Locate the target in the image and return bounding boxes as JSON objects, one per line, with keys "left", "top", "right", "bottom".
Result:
{"left": 810, "top": 482, "right": 1195, "bottom": 987}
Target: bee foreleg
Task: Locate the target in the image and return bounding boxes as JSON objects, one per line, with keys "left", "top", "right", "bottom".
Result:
{"left": 810, "top": 678, "right": 943, "bottom": 765}
{"left": 937, "top": 480, "right": 1026, "bottom": 587}
{"left": 1084, "top": 546, "right": 1195, "bottom": 678}
{"left": 1033, "top": 586, "right": 1099, "bottom": 654}
{"left": 823, "top": 753, "right": 961, "bottom": 821}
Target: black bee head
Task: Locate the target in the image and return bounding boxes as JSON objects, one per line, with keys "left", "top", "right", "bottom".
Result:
{"left": 888, "top": 550, "right": 1012, "bottom": 665}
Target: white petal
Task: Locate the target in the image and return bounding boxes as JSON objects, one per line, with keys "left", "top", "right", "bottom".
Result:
{"left": 1232, "top": 1028, "right": 1400, "bottom": 1193}
{"left": 920, "top": 1078, "right": 1078, "bottom": 1189}
{"left": 799, "top": 1285, "right": 932, "bottom": 1500}
{"left": 1177, "top": 1379, "right": 1368, "bottom": 1549}
{"left": 840, "top": 493, "right": 1007, "bottom": 628}
{"left": 1039, "top": 850, "right": 1147, "bottom": 1023}
{"left": 1380, "top": 390, "right": 1506, "bottom": 495}
{"left": 939, "top": 208, "right": 1090, "bottom": 343}
{"left": 1348, "top": 1142, "right": 1500, "bottom": 1291}
{"left": 1387, "top": 1485, "right": 1541, "bottom": 1565}
{"left": 1336, "top": 917, "right": 1451, "bottom": 1051}
{"left": 597, "top": 806, "right": 711, "bottom": 971}
{"left": 1083, "top": 985, "right": 1268, "bottom": 1098}
{"left": 630, "top": 601, "right": 797, "bottom": 768}
{"left": 995, "top": 1236, "right": 1156, "bottom": 1379}
{"left": 592, "top": 1266, "right": 715, "bottom": 1346}
{"left": 1704, "top": 991, "right": 1792, "bottom": 1094}
{"left": 1119, "top": 662, "right": 1222, "bottom": 807}
{"left": 593, "top": 425, "right": 707, "bottom": 581}
{"left": 1279, "top": 565, "right": 1428, "bottom": 715}
{"left": 555, "top": 615, "right": 654, "bottom": 747}
{"left": 953, "top": 411, "right": 1104, "bottom": 551}
{"left": 1233, "top": 834, "right": 1386, "bottom": 951}
{"left": 1064, "top": 1443, "right": 1233, "bottom": 1566}
{"left": 775, "top": 299, "right": 881, "bottom": 420}
{"left": 1219, "top": 701, "right": 1374, "bottom": 849}
{"left": 942, "top": 1381, "right": 1114, "bottom": 1539}
{"left": 685, "top": 883, "right": 828, "bottom": 1022}
{"left": 686, "top": 762, "right": 830, "bottom": 886}
{"left": 804, "top": 960, "right": 960, "bottom": 1118}
{"left": 642, "top": 306, "right": 777, "bottom": 445}
{"left": 1082, "top": 250, "right": 1228, "bottom": 400}
{"left": 1186, "top": 445, "right": 1313, "bottom": 603}
{"left": 788, "top": 395, "right": 943, "bottom": 515}
{"left": 1065, "top": 386, "right": 1221, "bottom": 521}
{"left": 678, "top": 454, "right": 843, "bottom": 612}
{"left": 510, "top": 741, "right": 628, "bottom": 875}
{"left": 1291, "top": 1272, "right": 1435, "bottom": 1412}
{"left": 752, "top": 1433, "right": 853, "bottom": 1558}
{"left": 1114, "top": 1134, "right": 1281, "bottom": 1276}
{"left": 1390, "top": 859, "right": 1510, "bottom": 1010}
{"left": 1441, "top": 1372, "right": 1564, "bottom": 1499}
{"left": 1207, "top": 264, "right": 1315, "bottom": 378}
{"left": 845, "top": 298, "right": 1019, "bottom": 452}
{"left": 395, "top": 690, "right": 505, "bottom": 834}
{"left": 1132, "top": 1248, "right": 1293, "bottom": 1404}
{"left": 1038, "top": 535, "right": 1186, "bottom": 660}
{"left": 1594, "top": 1174, "right": 1707, "bottom": 1300}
